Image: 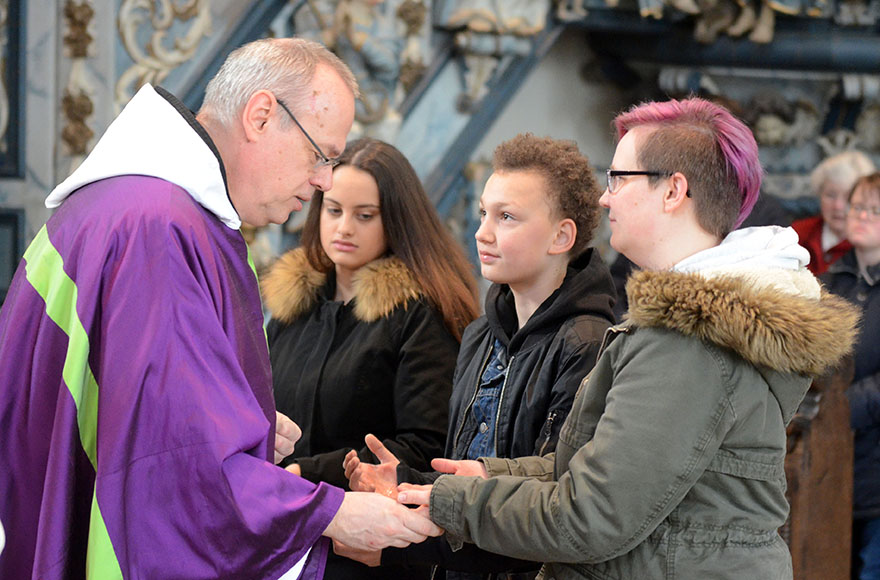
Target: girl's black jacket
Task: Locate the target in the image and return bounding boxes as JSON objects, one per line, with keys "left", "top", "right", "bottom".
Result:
{"left": 262, "top": 248, "right": 458, "bottom": 490}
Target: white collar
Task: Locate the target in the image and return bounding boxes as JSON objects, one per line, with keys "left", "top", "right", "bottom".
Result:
{"left": 46, "top": 84, "right": 242, "bottom": 230}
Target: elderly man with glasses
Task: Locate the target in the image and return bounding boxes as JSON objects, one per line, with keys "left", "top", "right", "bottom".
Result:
{"left": 0, "top": 37, "right": 440, "bottom": 580}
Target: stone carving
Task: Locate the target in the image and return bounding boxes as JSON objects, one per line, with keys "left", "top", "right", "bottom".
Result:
{"left": 64, "top": 0, "right": 94, "bottom": 58}
{"left": 435, "top": 0, "right": 550, "bottom": 111}
{"left": 290, "top": 0, "right": 430, "bottom": 141}
{"left": 61, "top": 89, "right": 95, "bottom": 156}
{"left": 61, "top": 0, "right": 95, "bottom": 157}
{"left": 741, "top": 92, "right": 821, "bottom": 147}
{"left": 855, "top": 103, "right": 880, "bottom": 151}
{"left": 116, "top": 0, "right": 211, "bottom": 110}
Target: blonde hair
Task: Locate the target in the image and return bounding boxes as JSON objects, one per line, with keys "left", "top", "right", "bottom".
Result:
{"left": 200, "top": 37, "right": 358, "bottom": 126}
{"left": 810, "top": 151, "right": 875, "bottom": 197}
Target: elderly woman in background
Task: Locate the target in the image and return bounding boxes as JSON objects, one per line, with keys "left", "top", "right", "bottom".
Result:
{"left": 792, "top": 150, "right": 875, "bottom": 274}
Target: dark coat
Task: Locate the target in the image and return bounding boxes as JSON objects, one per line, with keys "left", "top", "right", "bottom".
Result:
{"left": 446, "top": 248, "right": 616, "bottom": 463}
{"left": 822, "top": 251, "right": 880, "bottom": 520}
{"left": 388, "top": 249, "right": 616, "bottom": 578}
{"left": 262, "top": 248, "right": 457, "bottom": 490}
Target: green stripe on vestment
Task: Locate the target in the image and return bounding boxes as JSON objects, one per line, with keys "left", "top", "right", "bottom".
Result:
{"left": 24, "top": 225, "right": 123, "bottom": 579}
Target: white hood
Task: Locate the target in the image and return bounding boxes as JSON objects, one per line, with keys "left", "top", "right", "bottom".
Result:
{"left": 674, "top": 225, "right": 820, "bottom": 299}
{"left": 46, "top": 84, "right": 241, "bottom": 230}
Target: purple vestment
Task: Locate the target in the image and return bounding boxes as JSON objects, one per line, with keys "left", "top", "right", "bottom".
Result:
{"left": 0, "top": 85, "right": 343, "bottom": 579}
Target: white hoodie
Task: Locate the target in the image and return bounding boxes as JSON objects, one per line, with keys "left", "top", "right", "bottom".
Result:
{"left": 674, "top": 225, "right": 821, "bottom": 299}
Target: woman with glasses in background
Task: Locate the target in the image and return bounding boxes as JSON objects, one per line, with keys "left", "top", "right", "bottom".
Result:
{"left": 822, "top": 172, "right": 880, "bottom": 580}
{"left": 261, "top": 137, "right": 479, "bottom": 579}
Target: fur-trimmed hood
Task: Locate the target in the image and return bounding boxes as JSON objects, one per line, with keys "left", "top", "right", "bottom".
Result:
{"left": 626, "top": 268, "right": 860, "bottom": 378}
{"left": 261, "top": 248, "right": 422, "bottom": 324}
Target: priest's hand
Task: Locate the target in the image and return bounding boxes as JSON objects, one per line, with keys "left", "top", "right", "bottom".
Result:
{"left": 323, "top": 492, "right": 442, "bottom": 551}
{"left": 274, "top": 411, "right": 302, "bottom": 464}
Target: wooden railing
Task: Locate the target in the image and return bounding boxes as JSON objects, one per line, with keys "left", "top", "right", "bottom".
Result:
{"left": 783, "top": 357, "right": 854, "bottom": 579}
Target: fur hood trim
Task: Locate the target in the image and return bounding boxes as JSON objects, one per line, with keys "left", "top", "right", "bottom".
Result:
{"left": 261, "top": 248, "right": 422, "bottom": 323}
{"left": 626, "top": 269, "right": 861, "bottom": 377}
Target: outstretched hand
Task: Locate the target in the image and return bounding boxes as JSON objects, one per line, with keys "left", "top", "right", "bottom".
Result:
{"left": 274, "top": 411, "right": 302, "bottom": 464}
{"left": 431, "top": 457, "right": 488, "bottom": 479}
{"left": 343, "top": 434, "right": 400, "bottom": 496}
{"left": 323, "top": 491, "right": 442, "bottom": 551}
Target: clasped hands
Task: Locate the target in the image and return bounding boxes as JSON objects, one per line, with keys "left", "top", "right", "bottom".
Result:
{"left": 334, "top": 434, "right": 488, "bottom": 566}
{"left": 273, "top": 417, "right": 447, "bottom": 557}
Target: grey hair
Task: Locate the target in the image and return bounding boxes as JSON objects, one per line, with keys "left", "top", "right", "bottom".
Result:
{"left": 810, "top": 150, "right": 876, "bottom": 196}
{"left": 200, "top": 37, "right": 358, "bottom": 127}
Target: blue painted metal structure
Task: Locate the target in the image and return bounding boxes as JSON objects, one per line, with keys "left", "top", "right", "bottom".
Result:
{"left": 578, "top": 12, "right": 880, "bottom": 73}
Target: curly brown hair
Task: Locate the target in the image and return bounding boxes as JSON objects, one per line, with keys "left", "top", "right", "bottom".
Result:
{"left": 492, "top": 133, "right": 601, "bottom": 258}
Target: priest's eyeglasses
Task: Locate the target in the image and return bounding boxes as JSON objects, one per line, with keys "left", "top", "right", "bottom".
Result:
{"left": 276, "top": 98, "right": 341, "bottom": 170}
{"left": 605, "top": 169, "right": 674, "bottom": 195}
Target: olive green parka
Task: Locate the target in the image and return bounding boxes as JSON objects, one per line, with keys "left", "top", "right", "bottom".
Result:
{"left": 430, "top": 261, "right": 860, "bottom": 580}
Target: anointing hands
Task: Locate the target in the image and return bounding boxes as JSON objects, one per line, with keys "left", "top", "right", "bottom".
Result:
{"left": 274, "top": 411, "right": 302, "bottom": 465}
{"left": 342, "top": 434, "right": 490, "bottom": 494}
{"left": 334, "top": 434, "right": 490, "bottom": 566}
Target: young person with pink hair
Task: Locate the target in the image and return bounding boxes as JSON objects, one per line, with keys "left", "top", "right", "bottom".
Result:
{"left": 391, "top": 98, "right": 861, "bottom": 580}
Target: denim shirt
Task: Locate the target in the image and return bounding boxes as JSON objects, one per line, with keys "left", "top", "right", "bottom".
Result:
{"left": 464, "top": 338, "right": 508, "bottom": 460}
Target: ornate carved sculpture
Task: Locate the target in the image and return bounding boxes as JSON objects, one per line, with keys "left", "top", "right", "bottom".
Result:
{"left": 435, "top": 0, "right": 550, "bottom": 111}
{"left": 64, "top": 0, "right": 94, "bottom": 59}
{"left": 396, "top": 0, "right": 428, "bottom": 93}
{"left": 115, "top": 0, "right": 211, "bottom": 110}
{"left": 742, "top": 92, "right": 821, "bottom": 147}
{"left": 291, "top": 0, "right": 430, "bottom": 141}
{"left": 61, "top": 0, "right": 95, "bottom": 157}
{"left": 61, "top": 90, "right": 94, "bottom": 157}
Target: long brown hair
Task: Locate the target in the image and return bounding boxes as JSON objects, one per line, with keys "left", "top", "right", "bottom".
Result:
{"left": 300, "top": 138, "right": 479, "bottom": 340}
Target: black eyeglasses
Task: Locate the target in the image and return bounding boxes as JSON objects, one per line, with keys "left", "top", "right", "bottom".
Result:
{"left": 848, "top": 204, "right": 880, "bottom": 220}
{"left": 276, "top": 98, "right": 340, "bottom": 170}
{"left": 605, "top": 169, "right": 686, "bottom": 195}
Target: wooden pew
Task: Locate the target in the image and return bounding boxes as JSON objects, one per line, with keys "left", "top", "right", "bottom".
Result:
{"left": 781, "top": 358, "right": 854, "bottom": 580}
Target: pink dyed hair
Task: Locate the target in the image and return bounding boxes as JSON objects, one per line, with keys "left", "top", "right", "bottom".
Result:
{"left": 614, "top": 98, "right": 762, "bottom": 229}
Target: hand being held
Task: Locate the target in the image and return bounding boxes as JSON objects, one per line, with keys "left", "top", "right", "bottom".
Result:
{"left": 396, "top": 483, "right": 433, "bottom": 509}
{"left": 333, "top": 540, "right": 382, "bottom": 567}
{"left": 343, "top": 433, "right": 400, "bottom": 496}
